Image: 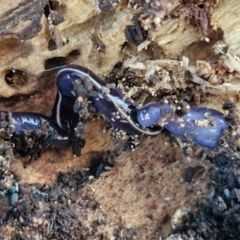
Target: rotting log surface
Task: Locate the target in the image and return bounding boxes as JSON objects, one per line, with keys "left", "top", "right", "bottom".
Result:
{"left": 0, "top": 0, "right": 240, "bottom": 239}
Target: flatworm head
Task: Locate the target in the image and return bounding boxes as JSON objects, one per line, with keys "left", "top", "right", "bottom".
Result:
{"left": 137, "top": 102, "right": 227, "bottom": 148}
{"left": 136, "top": 102, "right": 172, "bottom": 127}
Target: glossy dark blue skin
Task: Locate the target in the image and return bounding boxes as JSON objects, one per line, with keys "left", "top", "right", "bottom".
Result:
{"left": 137, "top": 102, "right": 227, "bottom": 148}
{"left": 3, "top": 65, "right": 227, "bottom": 150}
{"left": 91, "top": 95, "right": 142, "bottom": 135}
{"left": 56, "top": 65, "right": 228, "bottom": 148}
{"left": 10, "top": 112, "right": 44, "bottom": 133}
{"left": 51, "top": 93, "right": 77, "bottom": 131}
{"left": 56, "top": 65, "right": 107, "bottom": 97}
{"left": 10, "top": 112, "right": 70, "bottom": 148}
{"left": 55, "top": 65, "right": 150, "bottom": 135}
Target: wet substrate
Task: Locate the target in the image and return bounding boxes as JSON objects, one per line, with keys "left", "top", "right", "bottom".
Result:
{"left": 169, "top": 151, "right": 240, "bottom": 240}
{"left": 1, "top": 171, "right": 102, "bottom": 239}
{"left": 0, "top": 131, "right": 239, "bottom": 239}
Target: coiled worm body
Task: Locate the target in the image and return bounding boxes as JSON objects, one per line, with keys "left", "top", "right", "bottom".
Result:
{"left": 55, "top": 65, "right": 228, "bottom": 148}
{"left": 0, "top": 65, "right": 228, "bottom": 152}
{"left": 55, "top": 65, "right": 161, "bottom": 136}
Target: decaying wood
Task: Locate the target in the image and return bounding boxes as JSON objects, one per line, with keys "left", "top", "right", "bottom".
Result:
{"left": 0, "top": 0, "right": 240, "bottom": 239}
{"left": 0, "top": 0, "right": 48, "bottom": 40}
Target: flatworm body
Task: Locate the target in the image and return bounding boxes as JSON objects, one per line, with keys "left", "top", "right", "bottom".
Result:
{"left": 55, "top": 65, "right": 161, "bottom": 136}
{"left": 0, "top": 65, "right": 227, "bottom": 152}
{"left": 137, "top": 102, "right": 227, "bottom": 148}
{"left": 10, "top": 112, "right": 70, "bottom": 148}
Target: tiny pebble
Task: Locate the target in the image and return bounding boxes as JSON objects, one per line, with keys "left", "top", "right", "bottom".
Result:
{"left": 11, "top": 192, "right": 18, "bottom": 205}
